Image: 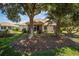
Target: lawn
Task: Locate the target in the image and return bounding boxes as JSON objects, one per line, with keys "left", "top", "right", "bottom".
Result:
{"left": 31, "top": 32, "right": 79, "bottom": 56}
{"left": 0, "top": 31, "right": 79, "bottom": 56}
{"left": 70, "top": 32, "right": 79, "bottom": 43}
{"left": 0, "top": 32, "right": 23, "bottom": 56}
{"left": 10, "top": 33, "right": 79, "bottom": 56}
{"left": 31, "top": 46, "right": 79, "bottom": 56}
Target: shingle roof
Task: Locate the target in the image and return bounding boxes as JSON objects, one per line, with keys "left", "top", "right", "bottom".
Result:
{"left": 26, "top": 20, "right": 44, "bottom": 25}
{"left": 0, "top": 22, "right": 15, "bottom": 26}
{"left": 26, "top": 19, "right": 56, "bottom": 26}
{"left": 19, "top": 23, "right": 27, "bottom": 26}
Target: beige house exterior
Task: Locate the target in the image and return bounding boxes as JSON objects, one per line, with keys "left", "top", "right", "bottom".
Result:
{"left": 0, "top": 19, "right": 56, "bottom": 33}
{"left": 0, "top": 22, "right": 15, "bottom": 31}
{"left": 0, "top": 22, "right": 28, "bottom": 31}
{"left": 26, "top": 19, "right": 56, "bottom": 33}
{"left": 18, "top": 23, "right": 28, "bottom": 31}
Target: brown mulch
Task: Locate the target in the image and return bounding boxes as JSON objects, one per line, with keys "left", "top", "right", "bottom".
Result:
{"left": 11, "top": 34, "right": 79, "bottom": 52}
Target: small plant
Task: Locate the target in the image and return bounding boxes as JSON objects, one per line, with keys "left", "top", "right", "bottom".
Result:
{"left": 37, "top": 30, "right": 42, "bottom": 34}
{"left": 13, "top": 28, "right": 19, "bottom": 31}
{"left": 22, "top": 28, "right": 28, "bottom": 33}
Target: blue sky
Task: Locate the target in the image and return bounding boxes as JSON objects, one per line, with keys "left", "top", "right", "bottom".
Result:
{"left": 0, "top": 11, "right": 48, "bottom": 23}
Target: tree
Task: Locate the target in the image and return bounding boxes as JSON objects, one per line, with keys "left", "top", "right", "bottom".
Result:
{"left": 46, "top": 4, "right": 74, "bottom": 36}
{"left": 0, "top": 3, "right": 42, "bottom": 39}
{"left": 61, "top": 4, "right": 79, "bottom": 35}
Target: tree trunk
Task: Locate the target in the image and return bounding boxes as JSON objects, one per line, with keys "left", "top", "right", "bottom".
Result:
{"left": 54, "top": 19, "right": 61, "bottom": 36}
{"left": 28, "top": 17, "right": 34, "bottom": 39}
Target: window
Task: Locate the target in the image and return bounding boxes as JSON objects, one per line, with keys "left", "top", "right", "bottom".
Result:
{"left": 34, "top": 26, "right": 37, "bottom": 31}
{"left": 1, "top": 26, "right": 3, "bottom": 29}
{"left": 8, "top": 26, "right": 11, "bottom": 29}
{"left": 1, "top": 26, "right": 6, "bottom": 29}
{"left": 4, "top": 27, "right": 6, "bottom": 29}
{"left": 44, "top": 26, "right": 47, "bottom": 30}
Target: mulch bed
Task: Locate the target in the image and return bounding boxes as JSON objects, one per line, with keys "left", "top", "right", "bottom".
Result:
{"left": 11, "top": 34, "right": 79, "bottom": 53}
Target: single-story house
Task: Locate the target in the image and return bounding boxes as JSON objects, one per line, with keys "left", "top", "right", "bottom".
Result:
{"left": 26, "top": 19, "right": 56, "bottom": 33}
{"left": 0, "top": 22, "right": 15, "bottom": 31}
{"left": 0, "top": 22, "right": 28, "bottom": 31}
{"left": 0, "top": 19, "right": 56, "bottom": 33}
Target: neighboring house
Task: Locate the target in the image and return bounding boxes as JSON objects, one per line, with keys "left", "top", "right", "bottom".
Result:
{"left": 0, "top": 22, "right": 28, "bottom": 31}
{"left": 0, "top": 22, "right": 15, "bottom": 31}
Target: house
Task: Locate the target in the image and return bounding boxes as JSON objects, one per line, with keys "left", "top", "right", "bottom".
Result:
{"left": 26, "top": 19, "right": 56, "bottom": 33}
{"left": 18, "top": 23, "right": 28, "bottom": 31}
{"left": 0, "top": 22, "right": 28, "bottom": 31}
{"left": 0, "top": 22, "right": 15, "bottom": 31}
{"left": 0, "top": 19, "right": 56, "bottom": 33}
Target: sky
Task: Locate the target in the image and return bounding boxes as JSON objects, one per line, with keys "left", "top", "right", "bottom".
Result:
{"left": 0, "top": 10, "right": 48, "bottom": 23}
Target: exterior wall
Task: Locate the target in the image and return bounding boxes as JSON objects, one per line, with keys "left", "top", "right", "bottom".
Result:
{"left": 42, "top": 25, "right": 44, "bottom": 32}
{"left": 0, "top": 23, "right": 54, "bottom": 33}
{"left": 41, "top": 25, "right": 54, "bottom": 33}
{"left": 19, "top": 25, "right": 28, "bottom": 31}
{"left": 0, "top": 26, "right": 13, "bottom": 31}
{"left": 0, "top": 27, "right": 1, "bottom": 31}
{"left": 6, "top": 27, "right": 8, "bottom": 29}
{"left": 47, "top": 25, "right": 54, "bottom": 33}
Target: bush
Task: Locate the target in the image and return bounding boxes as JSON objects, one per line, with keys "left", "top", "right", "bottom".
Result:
{"left": 44, "top": 30, "right": 47, "bottom": 33}
{"left": 13, "top": 28, "right": 19, "bottom": 31}
{"left": 22, "top": 28, "right": 28, "bottom": 33}
{"left": 37, "top": 30, "right": 42, "bottom": 34}
{"left": 5, "top": 29, "right": 9, "bottom": 34}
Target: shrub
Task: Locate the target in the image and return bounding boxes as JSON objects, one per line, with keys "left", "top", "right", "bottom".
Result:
{"left": 13, "top": 28, "right": 19, "bottom": 31}
{"left": 22, "top": 28, "right": 29, "bottom": 33}
{"left": 44, "top": 30, "right": 47, "bottom": 33}
{"left": 37, "top": 30, "right": 42, "bottom": 34}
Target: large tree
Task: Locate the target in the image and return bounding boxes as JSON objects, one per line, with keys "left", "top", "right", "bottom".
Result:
{"left": 0, "top": 3, "right": 43, "bottom": 39}
{"left": 60, "top": 4, "right": 79, "bottom": 35}
{"left": 46, "top": 4, "right": 75, "bottom": 36}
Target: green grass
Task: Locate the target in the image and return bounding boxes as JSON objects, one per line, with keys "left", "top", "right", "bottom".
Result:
{"left": 0, "top": 33, "right": 22, "bottom": 46}
{"left": 68, "top": 32, "right": 79, "bottom": 43}
{"left": 71, "top": 38, "right": 79, "bottom": 43}
{"left": 0, "top": 32, "right": 23, "bottom": 56}
{"left": 30, "top": 29, "right": 79, "bottom": 56}
{"left": 31, "top": 47, "right": 79, "bottom": 56}
{"left": 0, "top": 30, "right": 79, "bottom": 56}
{"left": 0, "top": 45, "right": 22, "bottom": 56}
{"left": 62, "top": 30, "right": 79, "bottom": 43}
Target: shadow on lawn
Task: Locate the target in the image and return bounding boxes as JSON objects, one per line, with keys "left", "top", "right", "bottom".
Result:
{"left": 11, "top": 33, "right": 79, "bottom": 55}
{"left": 65, "top": 33, "right": 79, "bottom": 38}
{"left": 0, "top": 33, "right": 14, "bottom": 38}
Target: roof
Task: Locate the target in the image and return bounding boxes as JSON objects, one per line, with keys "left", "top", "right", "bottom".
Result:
{"left": 26, "top": 18, "right": 56, "bottom": 26}
{"left": 26, "top": 20, "right": 44, "bottom": 25}
{"left": 19, "top": 23, "right": 27, "bottom": 26}
{"left": 0, "top": 22, "right": 15, "bottom": 26}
